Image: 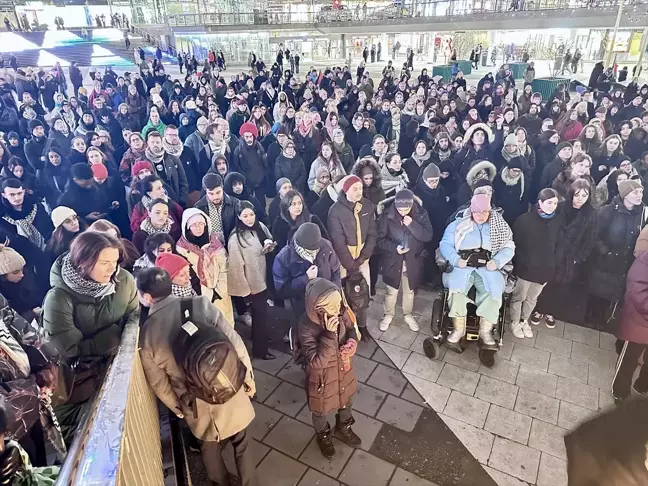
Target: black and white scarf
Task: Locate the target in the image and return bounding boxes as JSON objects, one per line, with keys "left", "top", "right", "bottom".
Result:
{"left": 207, "top": 200, "right": 224, "bottom": 239}
{"left": 61, "top": 253, "right": 116, "bottom": 298}
{"left": 294, "top": 241, "right": 318, "bottom": 264}
{"left": 163, "top": 138, "right": 183, "bottom": 157}
{"left": 140, "top": 217, "right": 173, "bottom": 236}
{"left": 2, "top": 205, "right": 45, "bottom": 249}
{"left": 171, "top": 284, "right": 196, "bottom": 298}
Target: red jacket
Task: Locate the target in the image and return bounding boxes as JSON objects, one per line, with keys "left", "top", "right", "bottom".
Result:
{"left": 618, "top": 251, "right": 648, "bottom": 345}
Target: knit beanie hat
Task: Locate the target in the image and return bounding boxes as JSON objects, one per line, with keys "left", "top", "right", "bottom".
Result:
{"left": 71, "top": 163, "right": 93, "bottom": 180}
{"left": 504, "top": 133, "right": 518, "bottom": 147}
{"left": 7, "top": 132, "right": 19, "bottom": 141}
{"left": 0, "top": 246, "right": 25, "bottom": 275}
{"left": 275, "top": 177, "right": 291, "bottom": 193}
{"left": 91, "top": 163, "right": 108, "bottom": 180}
{"left": 132, "top": 160, "right": 153, "bottom": 177}
{"left": 293, "top": 222, "right": 321, "bottom": 251}
{"left": 51, "top": 206, "right": 77, "bottom": 229}
{"left": 239, "top": 122, "right": 259, "bottom": 138}
{"left": 155, "top": 253, "right": 189, "bottom": 279}
{"left": 557, "top": 141, "right": 572, "bottom": 152}
{"left": 618, "top": 179, "right": 642, "bottom": 200}
{"left": 507, "top": 157, "right": 524, "bottom": 170}
{"left": 394, "top": 189, "right": 415, "bottom": 209}
{"left": 472, "top": 179, "right": 493, "bottom": 192}
{"left": 470, "top": 194, "right": 491, "bottom": 213}
{"left": 341, "top": 175, "right": 362, "bottom": 194}
{"left": 28, "top": 119, "right": 44, "bottom": 132}
{"left": 359, "top": 145, "right": 373, "bottom": 159}
{"left": 422, "top": 163, "right": 441, "bottom": 179}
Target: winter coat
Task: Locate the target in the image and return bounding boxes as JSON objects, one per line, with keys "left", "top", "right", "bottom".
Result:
{"left": 494, "top": 168, "right": 529, "bottom": 226}
{"left": 344, "top": 126, "right": 372, "bottom": 158}
{"left": 194, "top": 194, "right": 240, "bottom": 244}
{"left": 311, "top": 187, "right": 337, "bottom": 231}
{"left": 587, "top": 197, "right": 643, "bottom": 302}
{"left": 591, "top": 152, "right": 623, "bottom": 184}
{"left": 0, "top": 196, "right": 53, "bottom": 244}
{"left": 293, "top": 128, "right": 321, "bottom": 172}
{"left": 227, "top": 222, "right": 272, "bottom": 297}
{"left": 184, "top": 130, "right": 207, "bottom": 166}
{"left": 327, "top": 193, "right": 377, "bottom": 273}
{"left": 273, "top": 238, "right": 341, "bottom": 315}
{"left": 145, "top": 152, "right": 189, "bottom": 206}
{"left": 540, "top": 155, "right": 570, "bottom": 190}
{"left": 24, "top": 136, "right": 47, "bottom": 172}
{"left": 308, "top": 156, "right": 346, "bottom": 191}
{"left": 376, "top": 197, "right": 433, "bottom": 291}
{"left": 456, "top": 160, "right": 497, "bottom": 207}
{"left": 618, "top": 252, "right": 648, "bottom": 344}
{"left": 553, "top": 201, "right": 598, "bottom": 284}
{"left": 297, "top": 278, "right": 358, "bottom": 415}
{"left": 274, "top": 154, "right": 307, "bottom": 194}
{"left": 42, "top": 256, "right": 139, "bottom": 362}
{"left": 512, "top": 208, "right": 562, "bottom": 284}
{"left": 272, "top": 214, "right": 329, "bottom": 251}
{"left": 413, "top": 179, "right": 453, "bottom": 249}
{"left": 456, "top": 143, "right": 494, "bottom": 179}
{"left": 139, "top": 294, "right": 255, "bottom": 441}
{"left": 351, "top": 157, "right": 385, "bottom": 207}
{"left": 335, "top": 143, "right": 355, "bottom": 172}
{"left": 130, "top": 198, "right": 184, "bottom": 234}
{"left": 440, "top": 211, "right": 515, "bottom": 299}
{"left": 232, "top": 139, "right": 267, "bottom": 190}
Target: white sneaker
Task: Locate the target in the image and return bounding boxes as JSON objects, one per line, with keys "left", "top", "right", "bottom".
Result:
{"left": 404, "top": 314, "right": 419, "bottom": 332}
{"left": 521, "top": 320, "right": 534, "bottom": 338}
{"left": 237, "top": 312, "right": 252, "bottom": 327}
{"left": 510, "top": 321, "right": 525, "bottom": 339}
{"left": 379, "top": 315, "right": 393, "bottom": 331}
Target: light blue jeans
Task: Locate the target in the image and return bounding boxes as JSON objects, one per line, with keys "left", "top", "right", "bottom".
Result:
{"left": 447, "top": 271, "right": 502, "bottom": 323}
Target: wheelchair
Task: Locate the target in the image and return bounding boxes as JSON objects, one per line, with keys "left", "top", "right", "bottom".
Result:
{"left": 422, "top": 249, "right": 516, "bottom": 368}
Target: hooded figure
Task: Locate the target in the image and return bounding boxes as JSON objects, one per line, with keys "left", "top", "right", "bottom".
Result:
{"left": 176, "top": 208, "right": 234, "bottom": 325}
{"left": 456, "top": 160, "right": 497, "bottom": 207}
{"left": 351, "top": 156, "right": 385, "bottom": 207}
{"left": 232, "top": 121, "right": 267, "bottom": 197}
{"left": 493, "top": 156, "right": 529, "bottom": 225}
{"left": 456, "top": 123, "right": 495, "bottom": 179}
{"left": 224, "top": 171, "right": 266, "bottom": 224}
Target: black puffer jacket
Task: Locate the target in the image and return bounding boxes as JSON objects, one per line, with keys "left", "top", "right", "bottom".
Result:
{"left": 274, "top": 154, "right": 307, "bottom": 193}
{"left": 351, "top": 157, "right": 385, "bottom": 207}
{"left": 513, "top": 207, "right": 562, "bottom": 284}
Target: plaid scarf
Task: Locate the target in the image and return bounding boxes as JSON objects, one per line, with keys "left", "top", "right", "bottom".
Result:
{"left": 61, "top": 253, "right": 116, "bottom": 298}
{"left": 207, "top": 200, "right": 224, "bottom": 240}
{"left": 454, "top": 209, "right": 513, "bottom": 255}
{"left": 172, "top": 284, "right": 196, "bottom": 298}
{"left": 2, "top": 204, "right": 45, "bottom": 249}
{"left": 294, "top": 241, "right": 318, "bottom": 264}
{"left": 140, "top": 216, "right": 173, "bottom": 236}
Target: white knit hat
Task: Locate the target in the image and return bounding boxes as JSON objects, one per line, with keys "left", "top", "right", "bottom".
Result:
{"left": 51, "top": 206, "right": 77, "bottom": 229}
{"left": 0, "top": 245, "right": 26, "bottom": 275}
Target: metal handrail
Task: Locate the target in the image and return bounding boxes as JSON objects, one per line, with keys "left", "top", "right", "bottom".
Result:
{"left": 166, "top": 0, "right": 641, "bottom": 27}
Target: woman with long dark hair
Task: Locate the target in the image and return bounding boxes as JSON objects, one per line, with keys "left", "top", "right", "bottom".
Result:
{"left": 271, "top": 189, "right": 329, "bottom": 250}
{"left": 131, "top": 198, "right": 182, "bottom": 253}
{"left": 308, "top": 141, "right": 346, "bottom": 191}
{"left": 228, "top": 201, "right": 275, "bottom": 360}
{"left": 132, "top": 232, "right": 175, "bottom": 274}
{"left": 45, "top": 206, "right": 87, "bottom": 261}
{"left": 129, "top": 174, "right": 183, "bottom": 233}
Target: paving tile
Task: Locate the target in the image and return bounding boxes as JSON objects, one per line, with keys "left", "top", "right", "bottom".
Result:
{"left": 548, "top": 354, "right": 589, "bottom": 384}
{"left": 389, "top": 468, "right": 439, "bottom": 486}
{"left": 356, "top": 338, "right": 378, "bottom": 359}
{"left": 537, "top": 453, "right": 568, "bottom": 486}
{"left": 298, "top": 436, "right": 354, "bottom": 478}
{"left": 509, "top": 331, "right": 537, "bottom": 348}
{"left": 515, "top": 364, "right": 558, "bottom": 397}
{"left": 409, "top": 332, "right": 447, "bottom": 361}
{"left": 535, "top": 319, "right": 566, "bottom": 338}
{"left": 403, "top": 372, "right": 451, "bottom": 413}
{"left": 376, "top": 394, "right": 424, "bottom": 432}
{"left": 265, "top": 381, "right": 308, "bottom": 417}
{"left": 484, "top": 404, "right": 532, "bottom": 445}
{"left": 443, "top": 390, "right": 490, "bottom": 428}
{"left": 555, "top": 376, "right": 599, "bottom": 411}
{"left": 339, "top": 449, "right": 395, "bottom": 486}
{"left": 528, "top": 418, "right": 567, "bottom": 460}
{"left": 484, "top": 466, "right": 528, "bottom": 486}
{"left": 587, "top": 363, "right": 615, "bottom": 390}
{"left": 277, "top": 360, "right": 306, "bottom": 387}
{"left": 488, "top": 437, "right": 540, "bottom": 484}
{"left": 263, "top": 415, "right": 314, "bottom": 458}
{"left": 571, "top": 342, "right": 616, "bottom": 369}
{"left": 478, "top": 358, "right": 520, "bottom": 385}
{"left": 599, "top": 388, "right": 615, "bottom": 411}
{"left": 256, "top": 449, "right": 308, "bottom": 486}
{"left": 353, "top": 355, "right": 378, "bottom": 383}
{"left": 557, "top": 400, "right": 597, "bottom": 431}
{"left": 371, "top": 347, "right": 396, "bottom": 369}
{"left": 295, "top": 403, "right": 316, "bottom": 426}
{"left": 440, "top": 414, "right": 495, "bottom": 465}
{"left": 442, "top": 346, "right": 481, "bottom": 372}
{"left": 353, "top": 383, "right": 387, "bottom": 416}
{"left": 514, "top": 388, "right": 560, "bottom": 425}
{"left": 510, "top": 343, "right": 550, "bottom": 372}
{"left": 376, "top": 341, "right": 412, "bottom": 369}
{"left": 436, "top": 362, "right": 481, "bottom": 395}
{"left": 402, "top": 351, "right": 445, "bottom": 382}
{"left": 252, "top": 351, "right": 292, "bottom": 376}
{"left": 254, "top": 370, "right": 282, "bottom": 403}
{"left": 498, "top": 339, "right": 515, "bottom": 361}
{"left": 297, "top": 468, "right": 340, "bottom": 486}
{"left": 475, "top": 375, "right": 519, "bottom": 410}
{"left": 400, "top": 383, "right": 428, "bottom": 407}
{"left": 366, "top": 317, "right": 384, "bottom": 341}
{"left": 534, "top": 332, "right": 572, "bottom": 358}
{"left": 598, "top": 332, "right": 617, "bottom": 352}
{"left": 351, "top": 411, "right": 383, "bottom": 451}
{"left": 380, "top": 324, "right": 419, "bottom": 349}
{"left": 367, "top": 364, "right": 408, "bottom": 396}
{"left": 223, "top": 438, "right": 270, "bottom": 472}
{"left": 249, "top": 402, "right": 283, "bottom": 441}
{"left": 564, "top": 323, "right": 599, "bottom": 347}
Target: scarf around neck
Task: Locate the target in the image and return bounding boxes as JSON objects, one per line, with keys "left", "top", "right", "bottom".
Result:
{"left": 140, "top": 216, "right": 173, "bottom": 236}
{"left": 145, "top": 146, "right": 164, "bottom": 165}
{"left": 172, "top": 284, "right": 196, "bottom": 298}
{"left": 411, "top": 150, "right": 432, "bottom": 167}
{"left": 61, "top": 253, "right": 116, "bottom": 298}
{"left": 2, "top": 204, "right": 44, "bottom": 249}
{"left": 294, "top": 241, "right": 319, "bottom": 264}
{"left": 163, "top": 137, "right": 183, "bottom": 157}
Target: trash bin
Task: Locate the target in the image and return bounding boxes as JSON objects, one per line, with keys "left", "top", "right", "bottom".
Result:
{"left": 457, "top": 60, "right": 472, "bottom": 75}
{"left": 432, "top": 65, "right": 453, "bottom": 81}
{"left": 481, "top": 52, "right": 488, "bottom": 66}
{"left": 531, "top": 78, "right": 570, "bottom": 102}
{"left": 509, "top": 62, "right": 527, "bottom": 79}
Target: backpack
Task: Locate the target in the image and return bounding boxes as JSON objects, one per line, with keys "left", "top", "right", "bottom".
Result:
{"left": 172, "top": 299, "right": 247, "bottom": 406}
{"left": 342, "top": 272, "right": 370, "bottom": 311}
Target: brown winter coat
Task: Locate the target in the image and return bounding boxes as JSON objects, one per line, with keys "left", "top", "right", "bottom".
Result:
{"left": 297, "top": 278, "right": 358, "bottom": 415}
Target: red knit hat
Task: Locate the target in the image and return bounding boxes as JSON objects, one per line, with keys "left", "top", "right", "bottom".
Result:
{"left": 132, "top": 160, "right": 153, "bottom": 177}
{"left": 239, "top": 121, "right": 259, "bottom": 138}
{"left": 155, "top": 253, "right": 189, "bottom": 279}
{"left": 91, "top": 163, "right": 108, "bottom": 180}
{"left": 341, "top": 175, "right": 362, "bottom": 194}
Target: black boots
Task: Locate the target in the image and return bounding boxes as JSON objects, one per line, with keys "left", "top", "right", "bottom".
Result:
{"left": 315, "top": 424, "right": 336, "bottom": 459}
{"left": 359, "top": 326, "right": 371, "bottom": 342}
{"left": 334, "top": 415, "right": 361, "bottom": 448}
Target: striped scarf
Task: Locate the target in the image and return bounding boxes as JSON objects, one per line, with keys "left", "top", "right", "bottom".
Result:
{"left": 2, "top": 204, "right": 44, "bottom": 249}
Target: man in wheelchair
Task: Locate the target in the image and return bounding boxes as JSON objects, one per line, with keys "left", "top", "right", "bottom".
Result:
{"left": 439, "top": 194, "right": 515, "bottom": 352}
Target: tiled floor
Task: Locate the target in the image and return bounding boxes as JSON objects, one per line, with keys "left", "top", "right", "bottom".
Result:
{"left": 369, "top": 282, "right": 620, "bottom": 486}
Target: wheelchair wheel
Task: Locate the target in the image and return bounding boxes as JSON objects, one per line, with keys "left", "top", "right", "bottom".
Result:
{"left": 423, "top": 337, "right": 440, "bottom": 360}
{"left": 430, "top": 298, "right": 443, "bottom": 335}
{"left": 479, "top": 348, "right": 496, "bottom": 368}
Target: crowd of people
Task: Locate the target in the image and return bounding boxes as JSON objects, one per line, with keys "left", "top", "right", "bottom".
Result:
{"left": 0, "top": 49, "right": 646, "bottom": 484}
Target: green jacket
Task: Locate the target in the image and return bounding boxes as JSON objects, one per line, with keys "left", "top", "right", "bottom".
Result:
{"left": 41, "top": 256, "right": 140, "bottom": 359}
{"left": 141, "top": 119, "right": 166, "bottom": 138}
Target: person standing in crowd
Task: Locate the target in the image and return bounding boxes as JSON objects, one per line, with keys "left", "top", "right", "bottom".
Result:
{"left": 195, "top": 173, "right": 240, "bottom": 244}
{"left": 272, "top": 189, "right": 328, "bottom": 251}
{"left": 0, "top": 179, "right": 53, "bottom": 249}
{"left": 136, "top": 267, "right": 258, "bottom": 486}
{"left": 144, "top": 131, "right": 189, "bottom": 206}
{"left": 45, "top": 206, "right": 86, "bottom": 261}
{"left": 131, "top": 198, "right": 182, "bottom": 253}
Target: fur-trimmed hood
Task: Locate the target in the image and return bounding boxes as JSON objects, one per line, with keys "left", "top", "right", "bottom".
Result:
{"left": 351, "top": 156, "right": 382, "bottom": 189}
{"left": 376, "top": 194, "right": 424, "bottom": 216}
{"left": 466, "top": 160, "right": 497, "bottom": 188}
{"left": 463, "top": 122, "right": 495, "bottom": 145}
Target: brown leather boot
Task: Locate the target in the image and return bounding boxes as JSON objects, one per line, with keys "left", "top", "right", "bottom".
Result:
{"left": 315, "top": 423, "right": 336, "bottom": 458}
{"left": 334, "top": 415, "right": 361, "bottom": 448}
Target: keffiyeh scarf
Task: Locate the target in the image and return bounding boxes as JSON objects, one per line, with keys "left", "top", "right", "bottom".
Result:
{"left": 2, "top": 205, "right": 45, "bottom": 249}
{"left": 380, "top": 165, "right": 409, "bottom": 195}
{"left": 61, "top": 253, "right": 116, "bottom": 298}
{"left": 454, "top": 210, "right": 513, "bottom": 255}
{"left": 140, "top": 217, "right": 173, "bottom": 236}
{"left": 294, "top": 241, "right": 319, "bottom": 264}
{"left": 207, "top": 200, "right": 224, "bottom": 239}
{"left": 163, "top": 137, "right": 183, "bottom": 157}
{"left": 172, "top": 284, "right": 196, "bottom": 298}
